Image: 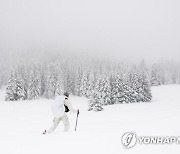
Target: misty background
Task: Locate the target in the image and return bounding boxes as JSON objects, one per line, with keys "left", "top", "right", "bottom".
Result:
{"left": 0, "top": 0, "right": 180, "bottom": 65}
{"left": 0, "top": 0, "right": 180, "bottom": 111}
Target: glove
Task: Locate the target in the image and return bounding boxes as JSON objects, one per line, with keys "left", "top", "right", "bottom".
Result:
{"left": 77, "top": 109, "right": 79, "bottom": 114}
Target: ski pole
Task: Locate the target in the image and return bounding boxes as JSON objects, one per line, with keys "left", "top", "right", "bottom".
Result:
{"left": 75, "top": 110, "right": 79, "bottom": 131}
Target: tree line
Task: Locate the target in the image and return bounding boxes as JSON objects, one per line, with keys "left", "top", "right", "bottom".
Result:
{"left": 2, "top": 59, "right": 180, "bottom": 111}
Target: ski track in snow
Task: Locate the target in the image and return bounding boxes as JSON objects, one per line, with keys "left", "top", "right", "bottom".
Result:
{"left": 0, "top": 85, "right": 180, "bottom": 154}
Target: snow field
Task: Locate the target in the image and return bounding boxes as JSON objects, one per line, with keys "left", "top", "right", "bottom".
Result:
{"left": 0, "top": 85, "right": 180, "bottom": 154}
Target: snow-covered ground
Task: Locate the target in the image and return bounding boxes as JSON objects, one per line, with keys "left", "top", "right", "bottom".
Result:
{"left": 0, "top": 85, "right": 180, "bottom": 154}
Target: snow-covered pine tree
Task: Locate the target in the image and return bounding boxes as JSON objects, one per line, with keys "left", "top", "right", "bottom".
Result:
{"left": 136, "top": 74, "right": 152, "bottom": 102}
{"left": 97, "top": 75, "right": 111, "bottom": 105}
{"left": 128, "top": 66, "right": 141, "bottom": 102}
{"left": 157, "top": 64, "right": 167, "bottom": 85}
{"left": 51, "top": 62, "right": 64, "bottom": 96}
{"left": 40, "top": 63, "right": 48, "bottom": 96}
{"left": 15, "top": 70, "right": 26, "bottom": 101}
{"left": 150, "top": 65, "right": 160, "bottom": 86}
{"left": 121, "top": 66, "right": 137, "bottom": 103}
{"left": 6, "top": 67, "right": 27, "bottom": 101}
{"left": 5, "top": 70, "right": 17, "bottom": 101}
{"left": 86, "top": 71, "right": 95, "bottom": 98}
{"left": 79, "top": 72, "right": 89, "bottom": 97}
{"left": 0, "top": 65, "right": 9, "bottom": 89}
{"left": 66, "top": 68, "right": 76, "bottom": 95}
{"left": 74, "top": 68, "right": 83, "bottom": 96}
{"left": 138, "top": 64, "right": 152, "bottom": 102}
{"left": 45, "top": 64, "right": 57, "bottom": 99}
{"left": 27, "top": 65, "right": 42, "bottom": 100}
{"left": 141, "top": 77, "right": 152, "bottom": 102}
{"left": 110, "top": 74, "right": 119, "bottom": 104}
{"left": 62, "top": 66, "right": 68, "bottom": 94}
{"left": 21, "top": 65, "right": 30, "bottom": 99}
{"left": 55, "top": 74, "right": 64, "bottom": 96}
{"left": 88, "top": 90, "right": 103, "bottom": 112}
{"left": 123, "top": 82, "right": 137, "bottom": 103}
{"left": 61, "top": 63, "right": 73, "bottom": 94}
{"left": 118, "top": 79, "right": 133, "bottom": 103}
{"left": 110, "top": 74, "right": 131, "bottom": 104}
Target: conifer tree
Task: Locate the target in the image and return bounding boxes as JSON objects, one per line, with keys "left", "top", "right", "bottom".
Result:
{"left": 74, "top": 68, "right": 83, "bottom": 96}
{"left": 45, "top": 65, "right": 57, "bottom": 99}
{"left": 150, "top": 66, "right": 160, "bottom": 86}
{"left": 111, "top": 75, "right": 127, "bottom": 104}
{"left": 27, "top": 66, "right": 41, "bottom": 100}
{"left": 138, "top": 62, "right": 152, "bottom": 102}
{"left": 138, "top": 71, "right": 152, "bottom": 102}
{"left": 128, "top": 67, "right": 141, "bottom": 102}
{"left": 86, "top": 71, "right": 95, "bottom": 98}
{"left": 79, "top": 73, "right": 89, "bottom": 97}
{"left": 55, "top": 74, "right": 64, "bottom": 96}
{"left": 97, "top": 75, "right": 111, "bottom": 105}
{"left": 88, "top": 90, "right": 103, "bottom": 112}
{"left": 16, "top": 72, "right": 26, "bottom": 100}
{"left": 5, "top": 70, "right": 17, "bottom": 101}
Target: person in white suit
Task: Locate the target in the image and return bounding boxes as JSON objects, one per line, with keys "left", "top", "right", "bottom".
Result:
{"left": 43, "top": 92, "right": 79, "bottom": 134}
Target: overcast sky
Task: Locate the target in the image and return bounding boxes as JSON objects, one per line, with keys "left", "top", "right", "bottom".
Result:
{"left": 0, "top": 0, "right": 180, "bottom": 64}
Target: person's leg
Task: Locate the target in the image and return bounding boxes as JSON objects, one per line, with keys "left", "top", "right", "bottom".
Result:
{"left": 47, "top": 117, "right": 61, "bottom": 134}
{"left": 62, "top": 115, "right": 70, "bottom": 132}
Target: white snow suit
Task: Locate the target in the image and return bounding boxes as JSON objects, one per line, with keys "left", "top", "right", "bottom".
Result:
{"left": 47, "top": 96, "right": 77, "bottom": 133}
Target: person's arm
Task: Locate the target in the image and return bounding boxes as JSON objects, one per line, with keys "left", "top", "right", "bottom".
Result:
{"left": 66, "top": 100, "right": 78, "bottom": 113}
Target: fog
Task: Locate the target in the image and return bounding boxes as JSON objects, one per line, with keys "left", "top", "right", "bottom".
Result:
{"left": 0, "top": 0, "right": 180, "bottom": 64}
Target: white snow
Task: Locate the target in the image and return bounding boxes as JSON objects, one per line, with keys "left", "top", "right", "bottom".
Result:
{"left": 0, "top": 85, "right": 180, "bottom": 154}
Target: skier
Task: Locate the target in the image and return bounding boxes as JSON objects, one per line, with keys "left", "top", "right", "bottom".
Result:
{"left": 43, "top": 92, "right": 79, "bottom": 134}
